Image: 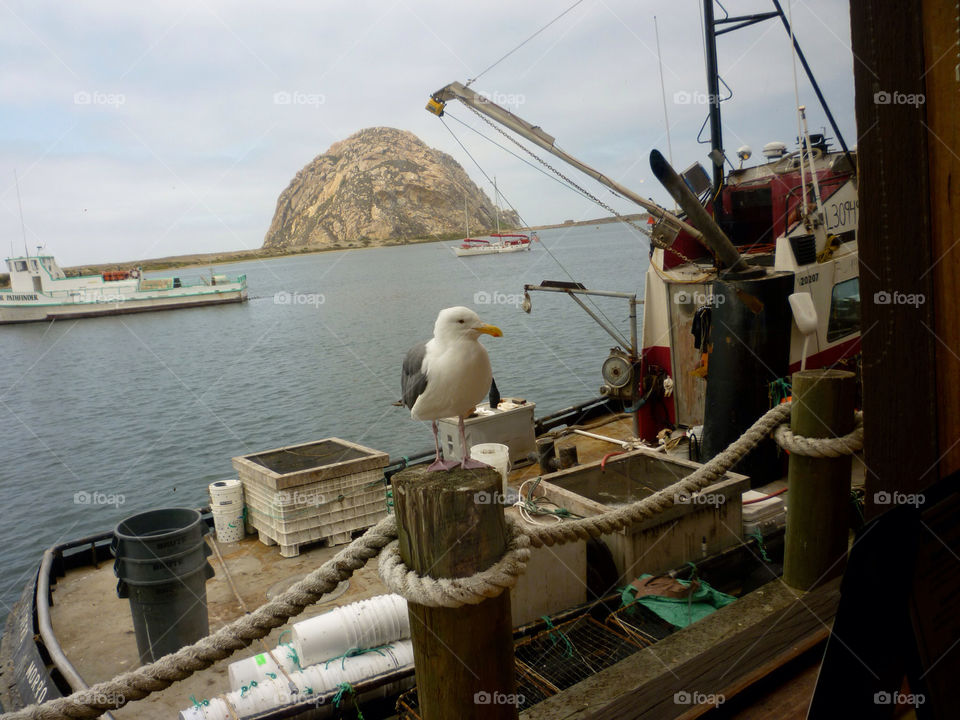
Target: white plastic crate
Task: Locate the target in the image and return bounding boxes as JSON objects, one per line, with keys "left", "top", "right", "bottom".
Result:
{"left": 232, "top": 438, "right": 389, "bottom": 491}
{"left": 232, "top": 438, "right": 389, "bottom": 556}
{"left": 253, "top": 501, "right": 388, "bottom": 557}
{"left": 244, "top": 491, "right": 387, "bottom": 536}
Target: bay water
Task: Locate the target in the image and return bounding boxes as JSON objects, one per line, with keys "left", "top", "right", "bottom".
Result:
{"left": 0, "top": 223, "right": 648, "bottom": 620}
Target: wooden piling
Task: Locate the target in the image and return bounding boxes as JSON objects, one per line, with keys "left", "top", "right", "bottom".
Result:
{"left": 392, "top": 465, "right": 519, "bottom": 720}
{"left": 783, "top": 369, "right": 856, "bottom": 590}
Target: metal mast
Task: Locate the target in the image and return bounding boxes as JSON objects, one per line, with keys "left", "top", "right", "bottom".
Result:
{"left": 703, "top": 0, "right": 725, "bottom": 218}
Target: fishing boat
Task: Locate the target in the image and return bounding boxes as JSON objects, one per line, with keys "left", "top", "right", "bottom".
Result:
{"left": 0, "top": 3, "right": 882, "bottom": 719}
{"left": 0, "top": 254, "right": 248, "bottom": 324}
{"left": 429, "top": 10, "right": 860, "bottom": 481}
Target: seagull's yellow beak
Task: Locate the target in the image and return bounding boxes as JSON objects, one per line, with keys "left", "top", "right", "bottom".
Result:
{"left": 475, "top": 323, "right": 503, "bottom": 337}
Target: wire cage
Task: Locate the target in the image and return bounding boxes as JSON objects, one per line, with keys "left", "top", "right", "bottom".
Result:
{"left": 605, "top": 599, "right": 679, "bottom": 647}
{"left": 514, "top": 615, "right": 643, "bottom": 693}
{"left": 396, "top": 614, "right": 646, "bottom": 718}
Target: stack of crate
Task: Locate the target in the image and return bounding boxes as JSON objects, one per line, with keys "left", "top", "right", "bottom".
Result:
{"left": 232, "top": 438, "right": 389, "bottom": 558}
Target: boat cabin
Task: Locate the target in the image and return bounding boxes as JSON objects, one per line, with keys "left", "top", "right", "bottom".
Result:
{"left": 5, "top": 255, "right": 67, "bottom": 294}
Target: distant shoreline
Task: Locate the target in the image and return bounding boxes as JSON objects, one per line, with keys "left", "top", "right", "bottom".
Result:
{"left": 1, "top": 213, "right": 646, "bottom": 282}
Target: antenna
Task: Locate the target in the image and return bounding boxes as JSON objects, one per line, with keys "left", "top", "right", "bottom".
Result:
{"left": 654, "top": 15, "right": 677, "bottom": 214}
{"left": 654, "top": 16, "right": 674, "bottom": 168}
{"left": 14, "top": 169, "right": 28, "bottom": 257}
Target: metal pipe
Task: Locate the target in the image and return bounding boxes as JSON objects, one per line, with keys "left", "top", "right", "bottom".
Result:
{"left": 567, "top": 293, "right": 631, "bottom": 350}
{"left": 523, "top": 284, "right": 643, "bottom": 301}
{"left": 571, "top": 429, "right": 632, "bottom": 449}
{"left": 524, "top": 284, "right": 640, "bottom": 355}
{"left": 649, "top": 149, "right": 754, "bottom": 274}
{"left": 37, "top": 549, "right": 117, "bottom": 720}
{"left": 703, "top": 0, "right": 725, "bottom": 205}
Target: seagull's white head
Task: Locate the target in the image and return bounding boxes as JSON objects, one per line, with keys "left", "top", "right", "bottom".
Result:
{"left": 433, "top": 306, "right": 503, "bottom": 344}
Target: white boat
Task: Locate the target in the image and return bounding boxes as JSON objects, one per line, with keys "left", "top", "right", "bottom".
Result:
{"left": 450, "top": 177, "right": 536, "bottom": 256}
{"left": 0, "top": 254, "right": 248, "bottom": 324}
{"left": 452, "top": 232, "right": 535, "bottom": 256}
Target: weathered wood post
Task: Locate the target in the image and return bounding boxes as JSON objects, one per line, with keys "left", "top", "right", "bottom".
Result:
{"left": 393, "top": 465, "right": 519, "bottom": 720}
{"left": 783, "top": 369, "right": 856, "bottom": 590}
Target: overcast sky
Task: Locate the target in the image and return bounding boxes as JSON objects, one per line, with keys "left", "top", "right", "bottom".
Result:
{"left": 1, "top": 0, "right": 857, "bottom": 267}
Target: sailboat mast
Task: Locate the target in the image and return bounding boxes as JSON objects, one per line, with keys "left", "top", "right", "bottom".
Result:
{"left": 494, "top": 177, "right": 501, "bottom": 235}
{"left": 14, "top": 169, "right": 28, "bottom": 257}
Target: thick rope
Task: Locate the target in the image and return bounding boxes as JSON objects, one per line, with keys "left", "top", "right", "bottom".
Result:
{"left": 773, "top": 410, "right": 864, "bottom": 457}
{"left": 378, "top": 517, "right": 532, "bottom": 607}
{"left": 381, "top": 403, "right": 865, "bottom": 609}
{"left": 524, "top": 402, "right": 792, "bottom": 550}
{"left": 5, "top": 401, "right": 867, "bottom": 719}
{"left": 2, "top": 515, "right": 399, "bottom": 720}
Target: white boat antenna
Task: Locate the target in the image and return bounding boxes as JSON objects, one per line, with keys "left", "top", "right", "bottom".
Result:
{"left": 786, "top": 0, "right": 809, "bottom": 221}
{"left": 14, "top": 169, "right": 28, "bottom": 257}
{"left": 654, "top": 17, "right": 674, "bottom": 169}
{"left": 493, "top": 176, "right": 501, "bottom": 234}
{"left": 654, "top": 15, "right": 677, "bottom": 214}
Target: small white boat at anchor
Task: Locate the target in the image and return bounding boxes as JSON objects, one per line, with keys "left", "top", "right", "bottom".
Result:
{"left": 452, "top": 232, "right": 536, "bottom": 256}
{"left": 0, "top": 254, "right": 247, "bottom": 324}
{"left": 450, "top": 177, "right": 536, "bottom": 256}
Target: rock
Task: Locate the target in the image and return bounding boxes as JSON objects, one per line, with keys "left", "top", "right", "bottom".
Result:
{"left": 263, "top": 127, "right": 520, "bottom": 249}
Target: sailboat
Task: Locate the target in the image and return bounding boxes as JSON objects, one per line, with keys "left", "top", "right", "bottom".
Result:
{"left": 451, "top": 179, "right": 533, "bottom": 256}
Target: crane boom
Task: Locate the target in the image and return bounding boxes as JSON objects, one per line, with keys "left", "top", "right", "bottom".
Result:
{"left": 428, "top": 81, "right": 755, "bottom": 273}
{"left": 428, "top": 81, "right": 699, "bottom": 239}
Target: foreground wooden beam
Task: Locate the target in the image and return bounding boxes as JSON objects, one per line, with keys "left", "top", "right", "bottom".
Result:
{"left": 921, "top": 0, "right": 960, "bottom": 478}
{"left": 393, "top": 465, "right": 519, "bottom": 720}
{"left": 521, "top": 577, "right": 840, "bottom": 720}
{"left": 852, "top": 0, "right": 940, "bottom": 519}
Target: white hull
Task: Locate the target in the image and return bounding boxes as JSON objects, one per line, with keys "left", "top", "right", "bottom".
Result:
{"left": 451, "top": 241, "right": 532, "bottom": 257}
{"left": 1, "top": 254, "right": 248, "bottom": 324}
{"left": 0, "top": 287, "right": 247, "bottom": 324}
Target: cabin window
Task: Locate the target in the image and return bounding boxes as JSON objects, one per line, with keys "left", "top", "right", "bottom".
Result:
{"left": 29, "top": 260, "right": 37, "bottom": 269}
{"left": 15, "top": 260, "right": 27, "bottom": 272}
{"left": 827, "top": 278, "right": 860, "bottom": 342}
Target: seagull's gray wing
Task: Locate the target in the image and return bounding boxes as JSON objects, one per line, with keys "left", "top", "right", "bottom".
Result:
{"left": 401, "top": 341, "right": 429, "bottom": 410}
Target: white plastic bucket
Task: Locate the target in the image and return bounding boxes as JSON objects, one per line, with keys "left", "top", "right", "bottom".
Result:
{"left": 228, "top": 644, "right": 303, "bottom": 691}
{"left": 300, "top": 638, "right": 414, "bottom": 692}
{"left": 178, "top": 700, "right": 229, "bottom": 720}
{"left": 180, "top": 640, "right": 415, "bottom": 720}
{"left": 292, "top": 594, "right": 409, "bottom": 666}
{"left": 212, "top": 506, "right": 245, "bottom": 543}
{"left": 208, "top": 479, "right": 244, "bottom": 508}
{"left": 469, "top": 442, "right": 510, "bottom": 494}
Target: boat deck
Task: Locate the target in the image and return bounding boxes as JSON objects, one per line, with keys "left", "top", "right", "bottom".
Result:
{"left": 44, "top": 413, "right": 866, "bottom": 718}
{"left": 47, "top": 413, "right": 642, "bottom": 718}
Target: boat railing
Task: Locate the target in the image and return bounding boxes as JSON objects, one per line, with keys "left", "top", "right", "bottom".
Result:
{"left": 22, "top": 274, "right": 246, "bottom": 299}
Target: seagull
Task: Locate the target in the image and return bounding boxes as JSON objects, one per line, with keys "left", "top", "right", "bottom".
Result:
{"left": 402, "top": 306, "right": 503, "bottom": 471}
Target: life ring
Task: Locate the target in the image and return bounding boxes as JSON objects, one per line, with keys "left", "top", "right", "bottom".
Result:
{"left": 130, "top": 268, "right": 140, "bottom": 279}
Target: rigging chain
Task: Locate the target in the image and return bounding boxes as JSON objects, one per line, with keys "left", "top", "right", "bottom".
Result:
{"left": 462, "top": 103, "right": 713, "bottom": 273}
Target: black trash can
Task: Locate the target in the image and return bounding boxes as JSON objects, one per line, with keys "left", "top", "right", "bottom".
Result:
{"left": 113, "top": 508, "right": 215, "bottom": 664}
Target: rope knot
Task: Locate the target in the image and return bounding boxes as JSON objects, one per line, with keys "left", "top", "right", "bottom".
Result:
{"left": 773, "top": 410, "right": 864, "bottom": 457}
{"left": 377, "top": 518, "right": 531, "bottom": 608}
